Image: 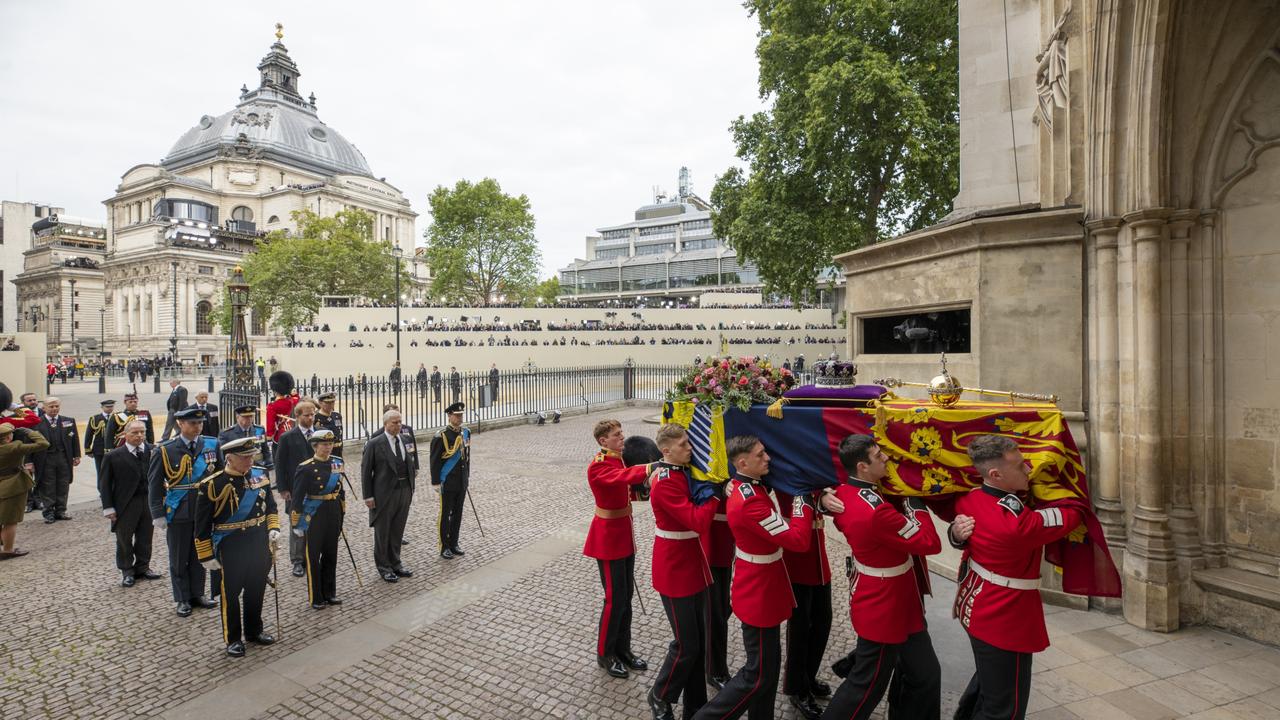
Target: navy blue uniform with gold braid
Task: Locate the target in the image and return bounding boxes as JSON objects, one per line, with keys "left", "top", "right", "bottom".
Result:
{"left": 195, "top": 467, "right": 279, "bottom": 646}
{"left": 315, "top": 411, "right": 344, "bottom": 459}
{"left": 147, "top": 434, "right": 221, "bottom": 603}
{"left": 290, "top": 456, "right": 346, "bottom": 605}
{"left": 429, "top": 425, "right": 469, "bottom": 552}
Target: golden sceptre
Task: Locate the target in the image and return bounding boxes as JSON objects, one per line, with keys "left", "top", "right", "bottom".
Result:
{"left": 874, "top": 354, "right": 1059, "bottom": 407}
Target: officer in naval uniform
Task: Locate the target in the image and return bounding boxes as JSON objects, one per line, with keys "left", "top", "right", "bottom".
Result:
{"left": 429, "top": 402, "right": 469, "bottom": 559}
{"left": 290, "top": 429, "right": 346, "bottom": 609}
{"left": 84, "top": 399, "right": 115, "bottom": 478}
{"left": 314, "top": 392, "right": 344, "bottom": 459}
{"left": 148, "top": 407, "right": 220, "bottom": 616}
{"left": 195, "top": 436, "right": 280, "bottom": 658}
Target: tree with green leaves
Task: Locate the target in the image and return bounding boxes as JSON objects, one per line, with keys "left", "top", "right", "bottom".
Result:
{"left": 423, "top": 178, "right": 540, "bottom": 307}
{"left": 240, "top": 208, "right": 408, "bottom": 331}
{"left": 712, "top": 0, "right": 959, "bottom": 301}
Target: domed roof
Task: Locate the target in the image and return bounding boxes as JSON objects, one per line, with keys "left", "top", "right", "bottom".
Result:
{"left": 161, "top": 32, "right": 374, "bottom": 179}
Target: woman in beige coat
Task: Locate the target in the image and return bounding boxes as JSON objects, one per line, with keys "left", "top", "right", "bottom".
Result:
{"left": 0, "top": 422, "right": 50, "bottom": 559}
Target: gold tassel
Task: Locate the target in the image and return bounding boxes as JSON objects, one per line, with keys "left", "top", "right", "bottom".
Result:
{"left": 766, "top": 396, "right": 788, "bottom": 419}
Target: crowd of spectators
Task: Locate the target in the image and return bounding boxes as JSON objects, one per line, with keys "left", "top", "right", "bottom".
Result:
{"left": 285, "top": 333, "right": 842, "bottom": 349}
{"left": 294, "top": 320, "right": 837, "bottom": 334}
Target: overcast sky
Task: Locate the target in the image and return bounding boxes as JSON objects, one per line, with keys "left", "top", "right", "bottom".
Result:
{"left": 0, "top": 0, "right": 766, "bottom": 276}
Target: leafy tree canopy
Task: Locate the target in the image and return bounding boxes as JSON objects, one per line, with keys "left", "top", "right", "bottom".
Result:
{"left": 712, "top": 0, "right": 959, "bottom": 301}
{"left": 241, "top": 209, "right": 407, "bottom": 331}
{"left": 424, "top": 178, "right": 540, "bottom": 307}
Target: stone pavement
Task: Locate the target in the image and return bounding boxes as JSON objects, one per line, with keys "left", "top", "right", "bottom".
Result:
{"left": 3, "top": 405, "right": 1280, "bottom": 719}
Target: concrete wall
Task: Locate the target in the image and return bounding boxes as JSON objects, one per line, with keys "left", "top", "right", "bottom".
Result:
{"left": 0, "top": 332, "right": 51, "bottom": 397}
{"left": 837, "top": 208, "right": 1085, "bottom": 411}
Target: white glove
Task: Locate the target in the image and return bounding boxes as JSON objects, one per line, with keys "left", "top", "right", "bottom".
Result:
{"left": 292, "top": 528, "right": 305, "bottom": 538}
{"left": 269, "top": 529, "right": 281, "bottom": 548}
{"left": 153, "top": 518, "right": 167, "bottom": 529}
{"left": 202, "top": 559, "right": 222, "bottom": 571}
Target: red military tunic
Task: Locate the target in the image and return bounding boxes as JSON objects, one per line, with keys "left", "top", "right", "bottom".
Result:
{"left": 953, "top": 485, "right": 1082, "bottom": 653}
{"left": 266, "top": 395, "right": 298, "bottom": 442}
{"left": 726, "top": 477, "right": 813, "bottom": 628}
{"left": 650, "top": 463, "right": 718, "bottom": 597}
{"left": 829, "top": 479, "right": 941, "bottom": 644}
{"left": 701, "top": 504, "right": 736, "bottom": 569}
{"left": 583, "top": 450, "right": 650, "bottom": 561}
{"left": 776, "top": 489, "right": 831, "bottom": 586}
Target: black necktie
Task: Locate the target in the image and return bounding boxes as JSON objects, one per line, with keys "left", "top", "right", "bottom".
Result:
{"left": 393, "top": 436, "right": 403, "bottom": 462}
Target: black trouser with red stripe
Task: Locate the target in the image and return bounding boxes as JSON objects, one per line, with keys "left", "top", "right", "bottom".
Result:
{"left": 704, "top": 565, "right": 732, "bottom": 679}
{"left": 654, "top": 591, "right": 708, "bottom": 719}
{"left": 693, "top": 622, "right": 780, "bottom": 720}
{"left": 783, "top": 582, "right": 832, "bottom": 697}
{"left": 595, "top": 555, "right": 635, "bottom": 661}
{"left": 954, "top": 635, "right": 1032, "bottom": 720}
{"left": 821, "top": 629, "right": 939, "bottom": 720}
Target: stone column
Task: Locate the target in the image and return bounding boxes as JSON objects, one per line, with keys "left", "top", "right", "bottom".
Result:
{"left": 1198, "top": 212, "right": 1226, "bottom": 564}
{"left": 1167, "top": 210, "right": 1202, "bottom": 564}
{"left": 1088, "top": 218, "right": 1125, "bottom": 547}
{"left": 1122, "top": 208, "right": 1179, "bottom": 631}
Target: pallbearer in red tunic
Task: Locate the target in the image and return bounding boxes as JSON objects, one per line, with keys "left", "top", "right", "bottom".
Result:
{"left": 584, "top": 419, "right": 654, "bottom": 680}
{"left": 952, "top": 435, "right": 1081, "bottom": 720}
{"left": 776, "top": 486, "right": 832, "bottom": 719}
{"left": 700, "top": 498, "right": 734, "bottom": 690}
{"left": 647, "top": 424, "right": 719, "bottom": 720}
{"left": 821, "top": 435, "right": 958, "bottom": 720}
{"left": 692, "top": 435, "right": 815, "bottom": 720}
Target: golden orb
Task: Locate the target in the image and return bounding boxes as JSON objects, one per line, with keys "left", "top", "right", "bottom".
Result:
{"left": 927, "top": 371, "right": 963, "bottom": 407}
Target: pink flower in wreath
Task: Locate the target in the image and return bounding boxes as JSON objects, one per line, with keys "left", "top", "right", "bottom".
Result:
{"left": 738, "top": 376, "right": 749, "bottom": 386}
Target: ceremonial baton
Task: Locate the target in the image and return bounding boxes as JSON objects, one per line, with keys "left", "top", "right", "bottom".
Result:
{"left": 270, "top": 552, "right": 283, "bottom": 640}
{"left": 465, "top": 487, "right": 485, "bottom": 538}
{"left": 340, "top": 529, "right": 364, "bottom": 588}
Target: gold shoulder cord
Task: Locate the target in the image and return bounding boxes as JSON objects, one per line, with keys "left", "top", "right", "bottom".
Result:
{"left": 162, "top": 445, "right": 194, "bottom": 489}
{"left": 205, "top": 474, "right": 239, "bottom": 517}
{"left": 438, "top": 431, "right": 464, "bottom": 460}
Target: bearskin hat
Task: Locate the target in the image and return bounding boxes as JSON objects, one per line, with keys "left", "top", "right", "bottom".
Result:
{"left": 622, "top": 435, "right": 662, "bottom": 467}
{"left": 269, "top": 370, "right": 295, "bottom": 396}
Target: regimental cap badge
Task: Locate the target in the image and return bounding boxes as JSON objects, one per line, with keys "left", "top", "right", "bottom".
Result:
{"left": 813, "top": 353, "right": 858, "bottom": 388}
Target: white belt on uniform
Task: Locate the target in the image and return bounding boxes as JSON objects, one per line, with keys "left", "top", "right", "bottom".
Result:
{"left": 852, "top": 558, "right": 913, "bottom": 578}
{"left": 655, "top": 528, "right": 699, "bottom": 540}
{"left": 735, "top": 548, "right": 783, "bottom": 564}
{"left": 713, "top": 513, "right": 727, "bottom": 521}
{"left": 968, "top": 559, "right": 1041, "bottom": 590}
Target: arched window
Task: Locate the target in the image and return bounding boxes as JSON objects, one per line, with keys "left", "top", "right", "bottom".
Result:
{"left": 195, "top": 300, "right": 213, "bottom": 335}
{"left": 231, "top": 206, "right": 254, "bottom": 222}
{"left": 250, "top": 309, "right": 266, "bottom": 336}
{"left": 267, "top": 215, "right": 280, "bottom": 224}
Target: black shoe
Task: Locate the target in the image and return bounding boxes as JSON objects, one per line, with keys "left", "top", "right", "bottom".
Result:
{"left": 401, "top": 538, "right": 411, "bottom": 545}
{"left": 788, "top": 694, "right": 822, "bottom": 720}
{"left": 139, "top": 569, "right": 162, "bottom": 580}
{"left": 618, "top": 652, "right": 648, "bottom": 671}
{"left": 450, "top": 546, "right": 465, "bottom": 556}
{"left": 43, "top": 516, "right": 56, "bottom": 524}
{"left": 311, "top": 601, "right": 327, "bottom": 610}
{"left": 595, "top": 655, "right": 628, "bottom": 679}
{"left": 291, "top": 562, "right": 305, "bottom": 577}
{"left": 56, "top": 513, "right": 72, "bottom": 521}
{"left": 176, "top": 602, "right": 193, "bottom": 617}
{"left": 440, "top": 548, "right": 455, "bottom": 560}
{"left": 121, "top": 574, "right": 136, "bottom": 588}
{"left": 191, "top": 596, "right": 218, "bottom": 609}
{"left": 381, "top": 571, "right": 399, "bottom": 583}
{"left": 326, "top": 597, "right": 342, "bottom": 605}
{"left": 249, "top": 633, "right": 275, "bottom": 646}
{"left": 811, "top": 679, "right": 832, "bottom": 698}
{"left": 394, "top": 567, "right": 413, "bottom": 578}
{"left": 709, "top": 675, "right": 730, "bottom": 691}
{"left": 646, "top": 687, "right": 675, "bottom": 720}
{"left": 226, "top": 641, "right": 246, "bottom": 658}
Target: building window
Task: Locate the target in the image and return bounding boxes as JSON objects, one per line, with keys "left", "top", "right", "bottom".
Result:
{"left": 251, "top": 309, "right": 266, "bottom": 336}
{"left": 860, "top": 309, "right": 971, "bottom": 354}
{"left": 231, "top": 206, "right": 254, "bottom": 222}
{"left": 267, "top": 215, "right": 280, "bottom": 224}
{"left": 195, "top": 300, "right": 213, "bottom": 335}
{"left": 154, "top": 198, "right": 218, "bottom": 224}
{"left": 197, "top": 265, "right": 214, "bottom": 275}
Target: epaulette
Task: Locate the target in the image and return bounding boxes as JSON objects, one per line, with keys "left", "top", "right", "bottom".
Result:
{"left": 998, "top": 494, "right": 1024, "bottom": 515}
{"left": 656, "top": 466, "right": 671, "bottom": 481}
{"left": 300, "top": 457, "right": 316, "bottom": 466}
{"left": 738, "top": 483, "right": 756, "bottom": 499}
{"left": 591, "top": 451, "right": 605, "bottom": 463}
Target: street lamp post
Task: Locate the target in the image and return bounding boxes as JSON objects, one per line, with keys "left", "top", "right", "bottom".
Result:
{"left": 98, "top": 307, "right": 106, "bottom": 393}
{"left": 393, "top": 246, "right": 403, "bottom": 369}
{"left": 170, "top": 261, "right": 178, "bottom": 362}
{"left": 69, "top": 278, "right": 77, "bottom": 359}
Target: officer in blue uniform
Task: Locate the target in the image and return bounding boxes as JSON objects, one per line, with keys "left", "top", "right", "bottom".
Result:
{"left": 429, "top": 402, "right": 470, "bottom": 559}
{"left": 218, "top": 405, "right": 273, "bottom": 477}
{"left": 291, "top": 429, "right": 346, "bottom": 609}
{"left": 148, "top": 407, "right": 221, "bottom": 617}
